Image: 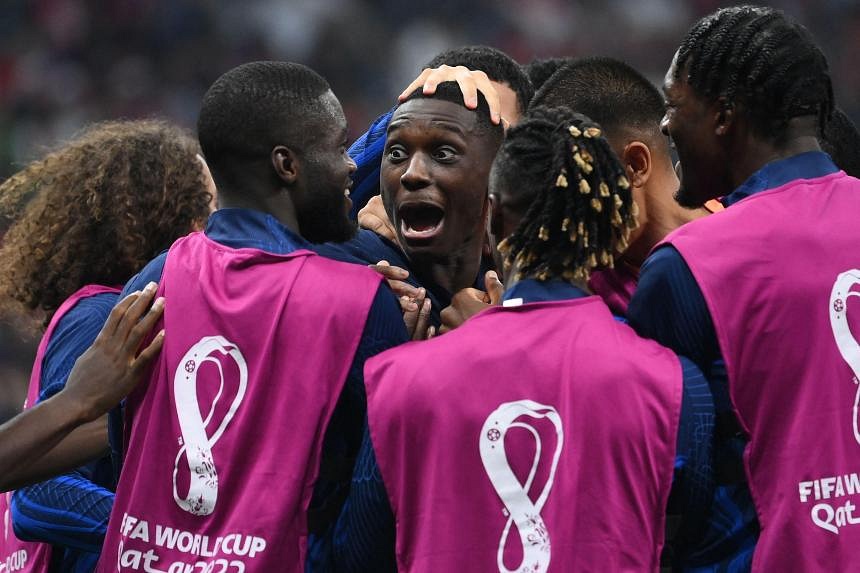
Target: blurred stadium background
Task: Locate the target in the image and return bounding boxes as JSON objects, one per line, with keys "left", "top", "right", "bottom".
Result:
{"left": 1, "top": 0, "right": 857, "bottom": 420}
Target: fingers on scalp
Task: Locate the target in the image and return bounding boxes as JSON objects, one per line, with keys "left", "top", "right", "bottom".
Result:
{"left": 399, "top": 68, "right": 432, "bottom": 100}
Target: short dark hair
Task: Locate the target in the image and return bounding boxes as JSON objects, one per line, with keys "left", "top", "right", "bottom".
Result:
{"left": 531, "top": 57, "right": 666, "bottom": 145}
{"left": 197, "top": 61, "right": 332, "bottom": 180}
{"left": 675, "top": 5, "right": 834, "bottom": 141}
{"left": 821, "top": 107, "right": 860, "bottom": 178}
{"left": 400, "top": 81, "right": 504, "bottom": 142}
{"left": 425, "top": 45, "right": 534, "bottom": 114}
{"left": 495, "top": 106, "right": 637, "bottom": 283}
{"left": 523, "top": 57, "right": 572, "bottom": 92}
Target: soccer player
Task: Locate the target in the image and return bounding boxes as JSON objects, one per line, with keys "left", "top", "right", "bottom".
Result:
{"left": 314, "top": 82, "right": 505, "bottom": 332}
{"left": 95, "top": 62, "right": 407, "bottom": 573}
{"left": 337, "top": 47, "right": 534, "bottom": 336}
{"left": 347, "top": 45, "right": 533, "bottom": 217}
{"left": 628, "top": 6, "right": 860, "bottom": 570}
{"left": 438, "top": 57, "right": 716, "bottom": 329}
{"left": 530, "top": 57, "right": 713, "bottom": 316}
{"left": 0, "top": 120, "right": 215, "bottom": 572}
{"left": 329, "top": 107, "right": 714, "bottom": 572}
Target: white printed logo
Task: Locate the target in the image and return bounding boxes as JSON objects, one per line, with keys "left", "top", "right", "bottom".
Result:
{"left": 173, "top": 337, "right": 248, "bottom": 516}
{"left": 479, "top": 400, "right": 563, "bottom": 573}
{"left": 829, "top": 269, "right": 860, "bottom": 445}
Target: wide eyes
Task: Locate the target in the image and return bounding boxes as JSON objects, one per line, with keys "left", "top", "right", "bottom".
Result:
{"left": 432, "top": 146, "right": 457, "bottom": 163}
{"left": 384, "top": 144, "right": 458, "bottom": 164}
{"left": 386, "top": 145, "right": 407, "bottom": 162}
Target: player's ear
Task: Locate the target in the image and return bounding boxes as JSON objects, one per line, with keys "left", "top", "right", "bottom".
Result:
{"left": 714, "top": 97, "right": 735, "bottom": 136}
{"left": 271, "top": 146, "right": 299, "bottom": 184}
{"left": 621, "top": 141, "right": 652, "bottom": 188}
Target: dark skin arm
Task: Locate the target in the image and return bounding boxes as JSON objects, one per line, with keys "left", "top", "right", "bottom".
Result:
{"left": 0, "top": 284, "right": 165, "bottom": 492}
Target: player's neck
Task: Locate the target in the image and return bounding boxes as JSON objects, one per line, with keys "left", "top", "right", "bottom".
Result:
{"left": 409, "top": 240, "right": 484, "bottom": 297}
{"left": 218, "top": 189, "right": 301, "bottom": 237}
{"left": 729, "top": 116, "right": 822, "bottom": 190}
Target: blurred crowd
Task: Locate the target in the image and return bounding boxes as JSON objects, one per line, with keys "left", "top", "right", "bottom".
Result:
{"left": 0, "top": 0, "right": 858, "bottom": 419}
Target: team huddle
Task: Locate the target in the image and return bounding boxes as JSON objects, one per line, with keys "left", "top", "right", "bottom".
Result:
{"left": 0, "top": 5, "right": 859, "bottom": 572}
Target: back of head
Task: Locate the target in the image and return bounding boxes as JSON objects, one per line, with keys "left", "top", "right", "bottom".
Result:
{"left": 821, "top": 107, "right": 860, "bottom": 178}
{"left": 0, "top": 120, "right": 212, "bottom": 324}
{"left": 675, "top": 5, "right": 833, "bottom": 141}
{"left": 531, "top": 57, "right": 666, "bottom": 149}
{"left": 494, "top": 106, "right": 637, "bottom": 284}
{"left": 197, "top": 61, "right": 332, "bottom": 188}
{"left": 426, "top": 45, "right": 534, "bottom": 115}
{"left": 523, "top": 57, "right": 572, "bottom": 92}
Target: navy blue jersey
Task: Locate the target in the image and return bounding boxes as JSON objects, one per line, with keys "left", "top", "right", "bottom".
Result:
{"left": 324, "top": 278, "right": 716, "bottom": 573}
{"left": 314, "top": 229, "right": 490, "bottom": 328}
{"left": 628, "top": 151, "right": 841, "bottom": 572}
{"left": 114, "top": 208, "right": 408, "bottom": 569}
{"left": 11, "top": 292, "right": 118, "bottom": 572}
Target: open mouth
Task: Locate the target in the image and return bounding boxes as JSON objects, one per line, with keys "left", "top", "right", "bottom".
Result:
{"left": 398, "top": 202, "right": 446, "bottom": 242}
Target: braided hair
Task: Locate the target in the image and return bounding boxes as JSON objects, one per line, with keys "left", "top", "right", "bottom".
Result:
{"left": 495, "top": 106, "right": 637, "bottom": 284}
{"left": 675, "top": 5, "right": 833, "bottom": 141}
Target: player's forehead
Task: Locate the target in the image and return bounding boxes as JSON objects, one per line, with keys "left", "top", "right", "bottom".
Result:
{"left": 388, "top": 98, "right": 478, "bottom": 137}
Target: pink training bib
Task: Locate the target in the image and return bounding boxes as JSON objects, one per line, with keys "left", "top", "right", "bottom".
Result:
{"left": 97, "top": 232, "right": 380, "bottom": 573}
{"left": 368, "top": 296, "right": 681, "bottom": 572}
{"left": 0, "top": 285, "right": 119, "bottom": 573}
{"left": 667, "top": 171, "right": 860, "bottom": 571}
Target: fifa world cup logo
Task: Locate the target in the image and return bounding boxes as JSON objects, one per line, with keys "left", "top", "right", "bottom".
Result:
{"left": 479, "top": 400, "right": 563, "bottom": 573}
{"left": 172, "top": 336, "right": 248, "bottom": 516}
{"left": 829, "top": 270, "right": 860, "bottom": 446}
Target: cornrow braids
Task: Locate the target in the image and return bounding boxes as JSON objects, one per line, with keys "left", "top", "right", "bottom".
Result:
{"left": 675, "top": 5, "right": 834, "bottom": 141}
{"left": 495, "top": 106, "right": 637, "bottom": 284}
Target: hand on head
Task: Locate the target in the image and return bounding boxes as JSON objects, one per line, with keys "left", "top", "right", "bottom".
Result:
{"left": 399, "top": 66, "right": 502, "bottom": 125}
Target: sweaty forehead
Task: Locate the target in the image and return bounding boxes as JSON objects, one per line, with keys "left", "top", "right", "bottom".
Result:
{"left": 389, "top": 98, "right": 479, "bottom": 135}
